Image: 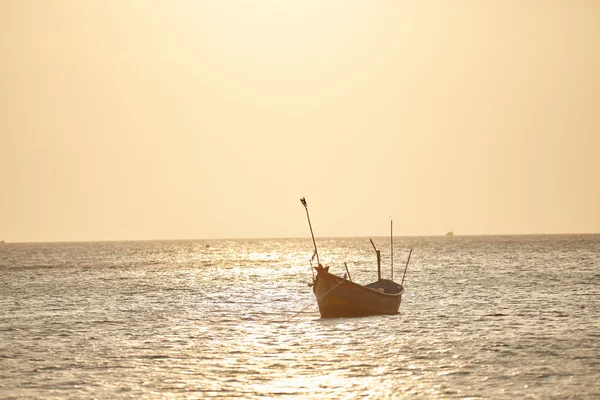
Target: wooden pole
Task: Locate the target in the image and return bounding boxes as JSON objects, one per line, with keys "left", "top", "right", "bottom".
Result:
{"left": 370, "top": 238, "right": 377, "bottom": 251}
{"left": 369, "top": 239, "right": 381, "bottom": 282}
{"left": 344, "top": 262, "right": 352, "bottom": 282}
{"left": 400, "top": 248, "right": 413, "bottom": 286}
{"left": 391, "top": 219, "right": 394, "bottom": 281}
{"left": 377, "top": 250, "right": 381, "bottom": 282}
{"left": 300, "top": 198, "right": 319, "bottom": 265}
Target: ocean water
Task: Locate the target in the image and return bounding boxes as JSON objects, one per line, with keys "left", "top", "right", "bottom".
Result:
{"left": 1, "top": 235, "right": 599, "bottom": 399}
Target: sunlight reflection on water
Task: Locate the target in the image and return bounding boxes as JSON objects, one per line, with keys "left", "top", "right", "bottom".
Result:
{"left": 1, "top": 236, "right": 599, "bottom": 398}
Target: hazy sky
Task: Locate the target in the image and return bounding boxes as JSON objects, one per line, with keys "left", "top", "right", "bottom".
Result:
{"left": 2, "top": 1, "right": 599, "bottom": 242}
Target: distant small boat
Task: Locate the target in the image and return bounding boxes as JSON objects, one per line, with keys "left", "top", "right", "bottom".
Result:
{"left": 300, "top": 198, "right": 411, "bottom": 318}
{"left": 445, "top": 230, "right": 454, "bottom": 236}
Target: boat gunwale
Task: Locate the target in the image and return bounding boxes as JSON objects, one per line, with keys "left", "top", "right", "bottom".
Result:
{"left": 315, "top": 269, "right": 403, "bottom": 298}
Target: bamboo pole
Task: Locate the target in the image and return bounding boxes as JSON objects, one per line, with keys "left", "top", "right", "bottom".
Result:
{"left": 370, "top": 239, "right": 381, "bottom": 282}
{"left": 400, "top": 248, "right": 413, "bottom": 286}
{"left": 391, "top": 219, "right": 394, "bottom": 281}
{"left": 377, "top": 250, "right": 381, "bottom": 282}
{"left": 344, "top": 262, "right": 352, "bottom": 282}
{"left": 300, "top": 197, "right": 319, "bottom": 265}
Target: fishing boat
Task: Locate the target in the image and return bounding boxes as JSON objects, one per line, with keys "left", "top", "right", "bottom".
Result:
{"left": 300, "top": 198, "right": 411, "bottom": 318}
{"left": 312, "top": 264, "right": 404, "bottom": 317}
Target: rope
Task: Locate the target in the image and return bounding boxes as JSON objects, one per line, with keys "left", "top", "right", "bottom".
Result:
{"left": 286, "top": 277, "right": 346, "bottom": 321}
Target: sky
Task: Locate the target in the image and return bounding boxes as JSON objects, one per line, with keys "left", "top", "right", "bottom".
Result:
{"left": 1, "top": 1, "right": 599, "bottom": 242}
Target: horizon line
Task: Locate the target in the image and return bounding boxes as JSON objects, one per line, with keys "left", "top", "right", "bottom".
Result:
{"left": 2, "top": 232, "right": 599, "bottom": 245}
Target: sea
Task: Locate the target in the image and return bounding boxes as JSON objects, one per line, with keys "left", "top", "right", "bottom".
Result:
{"left": 1, "top": 235, "right": 599, "bottom": 399}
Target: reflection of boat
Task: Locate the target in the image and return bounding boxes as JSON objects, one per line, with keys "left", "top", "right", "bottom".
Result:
{"left": 300, "top": 198, "right": 411, "bottom": 318}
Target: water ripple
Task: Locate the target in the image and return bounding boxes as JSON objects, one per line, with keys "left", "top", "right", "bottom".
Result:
{"left": 1, "top": 236, "right": 599, "bottom": 398}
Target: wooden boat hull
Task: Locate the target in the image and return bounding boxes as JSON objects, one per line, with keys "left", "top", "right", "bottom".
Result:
{"left": 312, "top": 267, "right": 403, "bottom": 318}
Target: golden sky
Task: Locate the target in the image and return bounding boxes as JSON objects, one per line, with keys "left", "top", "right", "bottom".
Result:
{"left": 1, "top": 1, "right": 599, "bottom": 242}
